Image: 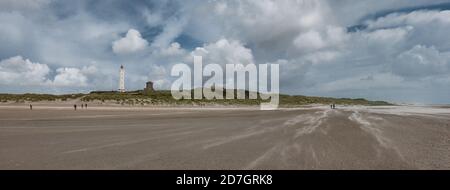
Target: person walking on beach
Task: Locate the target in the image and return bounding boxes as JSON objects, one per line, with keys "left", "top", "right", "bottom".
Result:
{"left": 29, "top": 104, "right": 32, "bottom": 110}
{"left": 81, "top": 104, "right": 84, "bottom": 109}
{"left": 74, "top": 104, "right": 77, "bottom": 110}
{"left": 85, "top": 104, "right": 87, "bottom": 109}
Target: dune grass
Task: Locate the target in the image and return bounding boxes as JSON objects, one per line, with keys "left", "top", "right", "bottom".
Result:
{"left": 82, "top": 90, "right": 392, "bottom": 106}
{"left": 0, "top": 93, "right": 84, "bottom": 103}
{"left": 0, "top": 90, "right": 392, "bottom": 106}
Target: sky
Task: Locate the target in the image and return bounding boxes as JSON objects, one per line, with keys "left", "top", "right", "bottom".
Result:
{"left": 1, "top": 0, "right": 450, "bottom": 104}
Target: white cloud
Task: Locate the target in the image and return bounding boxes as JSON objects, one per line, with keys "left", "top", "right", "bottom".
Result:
{"left": 52, "top": 68, "right": 88, "bottom": 87}
{"left": 393, "top": 45, "right": 449, "bottom": 77}
{"left": 156, "top": 42, "right": 185, "bottom": 57}
{"left": 191, "top": 38, "right": 254, "bottom": 65}
{"left": 112, "top": 29, "right": 149, "bottom": 54}
{"left": 0, "top": 56, "right": 50, "bottom": 85}
{"left": 51, "top": 65, "right": 99, "bottom": 87}
{"left": 294, "top": 30, "right": 326, "bottom": 51}
{"left": 0, "top": 56, "right": 99, "bottom": 88}
{"left": 367, "top": 10, "right": 450, "bottom": 30}
{"left": 362, "top": 26, "right": 412, "bottom": 44}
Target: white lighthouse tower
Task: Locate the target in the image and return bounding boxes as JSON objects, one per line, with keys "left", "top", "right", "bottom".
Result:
{"left": 118, "top": 65, "right": 125, "bottom": 92}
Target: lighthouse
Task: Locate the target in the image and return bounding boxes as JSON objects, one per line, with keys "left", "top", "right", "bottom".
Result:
{"left": 118, "top": 65, "right": 125, "bottom": 92}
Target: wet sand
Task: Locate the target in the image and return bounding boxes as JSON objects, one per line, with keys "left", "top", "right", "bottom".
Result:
{"left": 0, "top": 105, "right": 449, "bottom": 169}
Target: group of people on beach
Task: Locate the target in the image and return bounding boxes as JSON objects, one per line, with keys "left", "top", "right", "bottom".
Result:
{"left": 29, "top": 104, "right": 88, "bottom": 110}
{"left": 73, "top": 104, "right": 88, "bottom": 110}
{"left": 330, "top": 104, "right": 336, "bottom": 109}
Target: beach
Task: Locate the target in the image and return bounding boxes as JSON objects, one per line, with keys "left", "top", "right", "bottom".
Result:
{"left": 0, "top": 104, "right": 449, "bottom": 169}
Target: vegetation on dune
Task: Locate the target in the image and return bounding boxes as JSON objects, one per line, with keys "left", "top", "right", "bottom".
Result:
{"left": 279, "top": 94, "right": 391, "bottom": 106}
{"left": 0, "top": 90, "right": 392, "bottom": 106}
{"left": 81, "top": 90, "right": 267, "bottom": 106}
{"left": 0, "top": 93, "right": 84, "bottom": 103}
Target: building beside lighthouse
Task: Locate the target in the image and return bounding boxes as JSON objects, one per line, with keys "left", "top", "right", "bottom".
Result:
{"left": 118, "top": 65, "right": 125, "bottom": 92}
{"left": 143, "top": 81, "right": 154, "bottom": 95}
